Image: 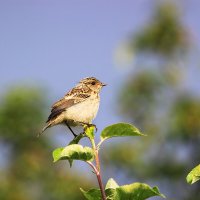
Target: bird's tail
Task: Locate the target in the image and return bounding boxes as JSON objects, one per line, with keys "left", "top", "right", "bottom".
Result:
{"left": 37, "top": 123, "right": 51, "bottom": 137}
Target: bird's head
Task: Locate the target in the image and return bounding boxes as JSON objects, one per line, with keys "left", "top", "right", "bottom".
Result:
{"left": 79, "top": 77, "right": 106, "bottom": 92}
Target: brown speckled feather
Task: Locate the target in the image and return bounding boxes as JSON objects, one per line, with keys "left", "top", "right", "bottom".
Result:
{"left": 47, "top": 89, "right": 91, "bottom": 122}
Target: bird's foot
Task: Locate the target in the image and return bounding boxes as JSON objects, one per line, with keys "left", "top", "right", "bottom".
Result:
{"left": 83, "top": 123, "right": 97, "bottom": 133}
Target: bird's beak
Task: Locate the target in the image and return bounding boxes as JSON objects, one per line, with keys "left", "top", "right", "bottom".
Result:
{"left": 101, "top": 82, "right": 107, "bottom": 87}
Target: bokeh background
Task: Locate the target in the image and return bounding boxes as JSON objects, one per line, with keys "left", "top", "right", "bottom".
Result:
{"left": 1, "top": 0, "right": 200, "bottom": 199}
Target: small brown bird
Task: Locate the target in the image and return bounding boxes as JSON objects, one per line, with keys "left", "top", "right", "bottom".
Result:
{"left": 40, "top": 77, "right": 106, "bottom": 137}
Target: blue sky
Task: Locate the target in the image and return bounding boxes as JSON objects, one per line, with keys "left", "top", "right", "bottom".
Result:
{"left": 0, "top": 0, "right": 200, "bottom": 138}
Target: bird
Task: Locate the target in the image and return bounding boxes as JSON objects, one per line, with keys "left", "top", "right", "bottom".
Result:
{"left": 39, "top": 77, "right": 106, "bottom": 137}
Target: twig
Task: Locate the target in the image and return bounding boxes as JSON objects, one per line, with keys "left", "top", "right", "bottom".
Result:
{"left": 90, "top": 139, "right": 106, "bottom": 200}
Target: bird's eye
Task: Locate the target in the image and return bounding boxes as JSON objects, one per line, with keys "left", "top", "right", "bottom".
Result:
{"left": 91, "top": 81, "right": 96, "bottom": 85}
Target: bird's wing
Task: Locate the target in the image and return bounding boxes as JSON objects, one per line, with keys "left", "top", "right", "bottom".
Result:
{"left": 47, "top": 89, "right": 90, "bottom": 122}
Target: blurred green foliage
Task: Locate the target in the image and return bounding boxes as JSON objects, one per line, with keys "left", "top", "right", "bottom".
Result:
{"left": 132, "top": 2, "right": 188, "bottom": 56}
{"left": 119, "top": 71, "right": 166, "bottom": 128}
{"left": 0, "top": 87, "right": 47, "bottom": 149}
{"left": 103, "top": 2, "right": 200, "bottom": 200}
{"left": 169, "top": 95, "right": 200, "bottom": 140}
{"left": 0, "top": 87, "right": 93, "bottom": 200}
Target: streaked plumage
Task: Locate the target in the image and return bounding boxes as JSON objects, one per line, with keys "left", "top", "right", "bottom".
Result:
{"left": 40, "top": 77, "right": 106, "bottom": 136}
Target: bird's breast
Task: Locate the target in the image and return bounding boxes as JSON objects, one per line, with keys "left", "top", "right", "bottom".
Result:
{"left": 64, "top": 96, "right": 100, "bottom": 124}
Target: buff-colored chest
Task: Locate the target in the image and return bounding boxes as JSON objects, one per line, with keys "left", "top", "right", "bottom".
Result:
{"left": 64, "top": 95, "right": 100, "bottom": 125}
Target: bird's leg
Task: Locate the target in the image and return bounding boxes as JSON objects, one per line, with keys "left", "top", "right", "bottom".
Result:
{"left": 65, "top": 122, "right": 77, "bottom": 138}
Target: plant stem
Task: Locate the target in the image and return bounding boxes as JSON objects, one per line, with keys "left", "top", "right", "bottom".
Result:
{"left": 90, "top": 138, "right": 106, "bottom": 200}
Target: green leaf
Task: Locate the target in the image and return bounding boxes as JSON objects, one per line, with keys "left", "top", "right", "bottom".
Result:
{"left": 52, "top": 144, "right": 94, "bottom": 163}
{"left": 68, "top": 133, "right": 86, "bottom": 167}
{"left": 85, "top": 126, "right": 95, "bottom": 140}
{"left": 186, "top": 164, "right": 200, "bottom": 184}
{"left": 105, "top": 182, "right": 165, "bottom": 200}
{"left": 52, "top": 147, "right": 64, "bottom": 162}
{"left": 100, "top": 123, "right": 145, "bottom": 141}
{"left": 115, "top": 183, "right": 165, "bottom": 200}
{"left": 105, "top": 179, "right": 165, "bottom": 200}
{"left": 80, "top": 188, "right": 101, "bottom": 200}
{"left": 68, "top": 133, "right": 86, "bottom": 145}
{"left": 105, "top": 178, "right": 119, "bottom": 190}
{"left": 105, "top": 178, "right": 119, "bottom": 200}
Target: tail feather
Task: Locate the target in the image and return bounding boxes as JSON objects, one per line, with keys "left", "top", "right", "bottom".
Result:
{"left": 37, "top": 123, "right": 51, "bottom": 137}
